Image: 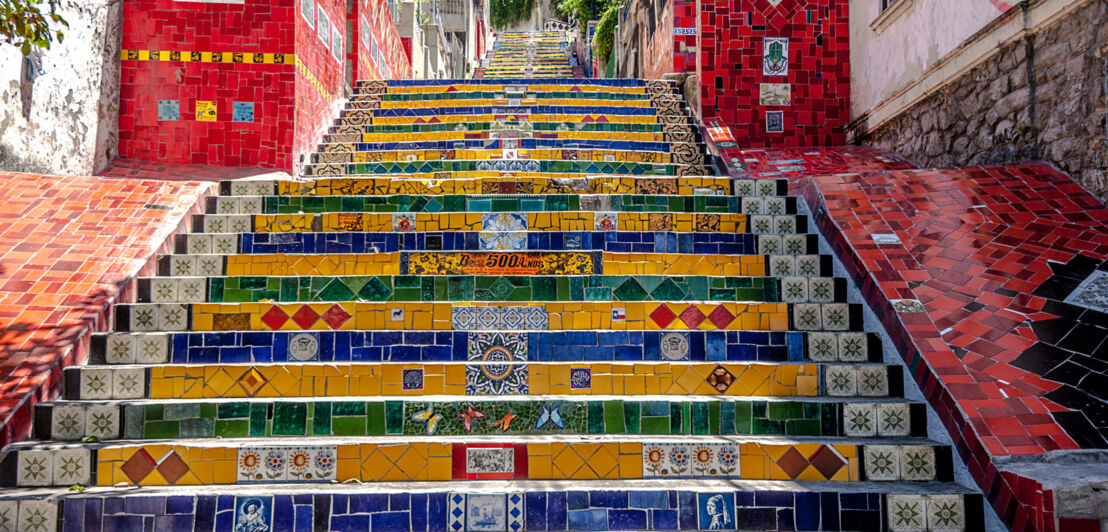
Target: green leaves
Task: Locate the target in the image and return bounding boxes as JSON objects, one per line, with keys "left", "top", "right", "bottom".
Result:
{"left": 0, "top": 0, "right": 68, "bottom": 56}
{"left": 593, "top": 2, "right": 621, "bottom": 62}
{"left": 491, "top": 0, "right": 535, "bottom": 29}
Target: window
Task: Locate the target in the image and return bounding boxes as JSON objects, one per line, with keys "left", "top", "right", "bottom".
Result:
{"left": 880, "top": 0, "right": 900, "bottom": 11}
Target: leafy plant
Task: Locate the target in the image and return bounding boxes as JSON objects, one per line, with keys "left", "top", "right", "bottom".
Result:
{"left": 491, "top": 0, "right": 535, "bottom": 28}
{"left": 593, "top": 1, "right": 620, "bottom": 61}
{"left": 0, "top": 0, "right": 67, "bottom": 55}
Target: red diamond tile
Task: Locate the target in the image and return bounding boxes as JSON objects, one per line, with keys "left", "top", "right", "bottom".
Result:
{"left": 320, "top": 304, "right": 352, "bottom": 329}
{"left": 807, "top": 445, "right": 846, "bottom": 479}
{"left": 120, "top": 448, "right": 156, "bottom": 484}
{"left": 260, "top": 306, "right": 289, "bottom": 330}
{"left": 775, "top": 446, "right": 809, "bottom": 479}
{"left": 649, "top": 304, "right": 677, "bottom": 328}
{"left": 156, "top": 451, "right": 190, "bottom": 484}
{"left": 707, "top": 305, "right": 735, "bottom": 328}
{"left": 290, "top": 305, "right": 320, "bottom": 329}
{"left": 678, "top": 305, "right": 706, "bottom": 328}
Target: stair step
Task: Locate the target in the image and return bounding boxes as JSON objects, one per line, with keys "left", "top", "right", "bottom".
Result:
{"left": 90, "top": 329, "right": 880, "bottom": 365}
{"left": 61, "top": 361, "right": 903, "bottom": 400}
{"left": 37, "top": 396, "right": 926, "bottom": 441}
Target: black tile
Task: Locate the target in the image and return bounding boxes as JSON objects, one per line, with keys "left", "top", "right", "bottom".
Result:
{"left": 1059, "top": 324, "right": 1108, "bottom": 354}
{"left": 1052, "top": 411, "right": 1108, "bottom": 448}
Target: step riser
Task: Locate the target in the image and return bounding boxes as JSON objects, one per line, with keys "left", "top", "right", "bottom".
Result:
{"left": 61, "top": 362, "right": 902, "bottom": 400}
{"left": 135, "top": 275, "right": 849, "bottom": 305}
{"left": 0, "top": 441, "right": 953, "bottom": 487}
{"left": 225, "top": 177, "right": 739, "bottom": 197}
{"left": 90, "top": 330, "right": 882, "bottom": 365}
{"left": 206, "top": 195, "right": 791, "bottom": 215}
{"left": 37, "top": 398, "right": 925, "bottom": 441}
{"left": 43, "top": 490, "right": 983, "bottom": 532}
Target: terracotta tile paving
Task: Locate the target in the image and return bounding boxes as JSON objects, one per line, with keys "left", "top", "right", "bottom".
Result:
{"left": 0, "top": 171, "right": 213, "bottom": 447}
{"left": 98, "top": 159, "right": 291, "bottom": 182}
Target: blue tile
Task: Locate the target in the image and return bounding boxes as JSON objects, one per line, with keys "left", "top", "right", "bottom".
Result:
{"left": 608, "top": 509, "right": 646, "bottom": 530}
{"left": 525, "top": 492, "right": 547, "bottom": 531}
{"left": 547, "top": 492, "right": 567, "bottom": 531}
{"left": 590, "top": 491, "right": 628, "bottom": 508}
{"left": 103, "top": 515, "right": 144, "bottom": 532}
{"left": 428, "top": 493, "right": 448, "bottom": 532}
{"left": 195, "top": 497, "right": 216, "bottom": 531}
{"left": 331, "top": 514, "right": 370, "bottom": 532}
{"left": 755, "top": 491, "right": 793, "bottom": 507}
{"left": 567, "top": 491, "right": 589, "bottom": 511}
{"left": 651, "top": 509, "right": 679, "bottom": 531}
{"left": 273, "top": 496, "right": 296, "bottom": 532}
{"left": 776, "top": 508, "right": 795, "bottom": 531}
{"left": 371, "top": 512, "right": 411, "bottom": 532}
{"left": 567, "top": 510, "right": 607, "bottom": 531}
{"left": 677, "top": 492, "right": 697, "bottom": 530}
{"left": 125, "top": 497, "right": 164, "bottom": 515}
{"left": 63, "top": 500, "right": 83, "bottom": 532}
{"left": 166, "top": 496, "right": 194, "bottom": 514}
{"left": 155, "top": 515, "right": 194, "bottom": 531}
{"left": 84, "top": 498, "right": 104, "bottom": 532}
{"left": 795, "top": 492, "right": 820, "bottom": 531}
{"left": 629, "top": 491, "right": 669, "bottom": 509}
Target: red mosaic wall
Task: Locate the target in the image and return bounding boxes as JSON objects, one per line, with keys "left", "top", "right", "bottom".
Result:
{"left": 353, "top": 0, "right": 414, "bottom": 81}
{"left": 673, "top": 0, "right": 696, "bottom": 73}
{"left": 697, "top": 0, "right": 849, "bottom": 147}
{"left": 292, "top": 0, "right": 347, "bottom": 176}
{"left": 119, "top": 0, "right": 298, "bottom": 168}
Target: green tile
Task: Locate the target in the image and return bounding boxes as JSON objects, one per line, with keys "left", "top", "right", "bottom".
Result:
{"left": 623, "top": 402, "right": 641, "bottom": 434}
{"left": 385, "top": 401, "right": 404, "bottom": 434}
{"left": 144, "top": 404, "right": 164, "bottom": 421}
{"left": 720, "top": 401, "right": 736, "bottom": 434}
{"left": 708, "top": 401, "right": 721, "bottom": 435}
{"left": 640, "top": 417, "right": 670, "bottom": 434}
{"left": 691, "top": 402, "right": 709, "bottom": 435}
{"left": 767, "top": 401, "right": 803, "bottom": 420}
{"left": 248, "top": 404, "right": 267, "bottom": 437}
{"left": 273, "top": 402, "right": 307, "bottom": 435}
{"left": 332, "top": 416, "right": 368, "bottom": 436}
{"left": 603, "top": 401, "right": 626, "bottom": 433}
{"left": 313, "top": 402, "right": 332, "bottom": 435}
{"left": 143, "top": 420, "right": 179, "bottom": 439}
{"left": 180, "top": 417, "right": 216, "bottom": 438}
{"left": 752, "top": 418, "right": 784, "bottom": 435}
{"left": 587, "top": 401, "right": 605, "bottom": 434}
{"left": 785, "top": 419, "right": 821, "bottom": 437}
{"left": 214, "top": 419, "right": 249, "bottom": 438}
{"left": 734, "top": 402, "right": 752, "bottom": 434}
{"left": 669, "top": 403, "right": 682, "bottom": 434}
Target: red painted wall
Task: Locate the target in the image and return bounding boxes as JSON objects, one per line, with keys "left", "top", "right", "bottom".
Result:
{"left": 353, "top": 0, "right": 413, "bottom": 80}
{"left": 698, "top": 0, "right": 849, "bottom": 147}
{"left": 119, "top": 0, "right": 348, "bottom": 173}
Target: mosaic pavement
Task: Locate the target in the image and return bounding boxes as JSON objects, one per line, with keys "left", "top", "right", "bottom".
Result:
{"left": 0, "top": 33, "right": 997, "bottom": 532}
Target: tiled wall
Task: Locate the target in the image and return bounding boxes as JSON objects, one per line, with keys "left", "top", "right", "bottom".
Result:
{"left": 672, "top": 0, "right": 696, "bottom": 73}
{"left": 353, "top": 0, "right": 413, "bottom": 81}
{"left": 697, "top": 0, "right": 849, "bottom": 147}
{"left": 292, "top": 0, "right": 347, "bottom": 176}
{"left": 119, "top": 0, "right": 297, "bottom": 168}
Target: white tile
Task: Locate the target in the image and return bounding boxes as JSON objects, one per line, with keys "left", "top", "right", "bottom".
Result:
{"left": 177, "top": 277, "right": 207, "bottom": 303}
{"left": 808, "top": 277, "right": 834, "bottom": 303}
{"left": 448, "top": 493, "right": 465, "bottom": 532}
{"left": 85, "top": 405, "right": 121, "bottom": 440}
{"left": 105, "top": 334, "right": 136, "bottom": 364}
{"left": 780, "top": 277, "right": 808, "bottom": 303}
{"left": 837, "top": 332, "right": 869, "bottom": 362}
{"left": 768, "top": 255, "right": 795, "bottom": 277}
{"left": 158, "top": 303, "right": 188, "bottom": 331}
{"left": 112, "top": 367, "right": 145, "bottom": 399}
{"left": 821, "top": 303, "right": 850, "bottom": 331}
{"left": 793, "top": 304, "right": 822, "bottom": 331}
{"left": 806, "top": 333, "right": 839, "bottom": 362}
{"left": 51, "top": 405, "right": 86, "bottom": 440}
{"left": 16, "top": 500, "right": 56, "bottom": 532}
{"left": 782, "top": 234, "right": 807, "bottom": 255}
{"left": 876, "top": 403, "right": 912, "bottom": 437}
{"left": 926, "top": 494, "right": 965, "bottom": 532}
{"left": 824, "top": 365, "right": 857, "bottom": 397}
{"left": 149, "top": 277, "right": 179, "bottom": 303}
{"left": 211, "top": 234, "right": 238, "bottom": 255}
{"left": 134, "top": 334, "right": 170, "bottom": 364}
{"left": 202, "top": 214, "right": 230, "bottom": 233}
{"left": 170, "top": 255, "right": 197, "bottom": 276}
{"left": 858, "top": 365, "right": 889, "bottom": 397}
{"left": 129, "top": 305, "right": 159, "bottom": 332}
{"left": 186, "top": 234, "right": 212, "bottom": 255}
{"left": 16, "top": 450, "right": 53, "bottom": 486}
{"left": 758, "top": 235, "right": 782, "bottom": 255}
{"left": 842, "top": 403, "right": 876, "bottom": 437}
{"left": 253, "top": 180, "right": 275, "bottom": 196}
{"left": 796, "top": 255, "right": 820, "bottom": 276}
{"left": 773, "top": 215, "right": 795, "bottom": 234}
{"left": 741, "top": 196, "right": 763, "bottom": 215}
{"left": 899, "top": 446, "right": 936, "bottom": 481}
{"left": 764, "top": 197, "right": 786, "bottom": 215}
{"left": 507, "top": 492, "right": 524, "bottom": 532}
{"left": 750, "top": 215, "right": 774, "bottom": 234}
{"left": 216, "top": 196, "right": 240, "bottom": 215}
{"left": 196, "top": 256, "right": 224, "bottom": 276}
{"left": 862, "top": 445, "right": 900, "bottom": 481}
{"left": 886, "top": 494, "right": 927, "bottom": 532}
{"left": 239, "top": 196, "right": 261, "bottom": 214}
{"left": 80, "top": 367, "right": 114, "bottom": 400}
{"left": 0, "top": 500, "right": 16, "bottom": 532}
{"left": 52, "top": 448, "right": 91, "bottom": 485}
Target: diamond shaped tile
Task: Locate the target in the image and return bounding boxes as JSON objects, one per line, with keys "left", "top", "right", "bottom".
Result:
{"left": 290, "top": 305, "right": 321, "bottom": 329}
{"left": 157, "top": 451, "right": 190, "bottom": 484}
{"left": 649, "top": 304, "right": 677, "bottom": 328}
{"left": 678, "top": 305, "right": 705, "bottom": 328}
{"left": 705, "top": 365, "right": 734, "bottom": 393}
{"left": 260, "top": 306, "right": 289, "bottom": 329}
{"left": 320, "top": 304, "right": 351, "bottom": 329}
{"left": 237, "top": 367, "right": 269, "bottom": 396}
{"left": 120, "top": 448, "right": 156, "bottom": 484}
{"left": 774, "top": 446, "right": 809, "bottom": 478}
{"left": 707, "top": 305, "right": 734, "bottom": 328}
{"left": 806, "top": 445, "right": 845, "bottom": 479}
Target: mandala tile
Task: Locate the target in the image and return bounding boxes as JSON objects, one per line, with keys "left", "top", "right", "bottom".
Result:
{"left": 887, "top": 494, "right": 926, "bottom": 532}
{"left": 758, "top": 235, "right": 782, "bottom": 255}
{"left": 402, "top": 369, "right": 425, "bottom": 391}
{"left": 781, "top": 277, "right": 808, "bottom": 302}
{"left": 765, "top": 197, "right": 786, "bottom": 215}
{"left": 808, "top": 277, "right": 834, "bottom": 303}
{"left": 796, "top": 255, "right": 820, "bottom": 276}
{"left": 750, "top": 215, "right": 773, "bottom": 234}
{"left": 0, "top": 500, "right": 14, "bottom": 532}
{"left": 16, "top": 501, "right": 56, "bottom": 532}
{"left": 51, "top": 406, "right": 85, "bottom": 440}
{"left": 113, "top": 367, "right": 144, "bottom": 399}
{"left": 793, "top": 304, "right": 822, "bottom": 331}
{"left": 807, "top": 332, "right": 839, "bottom": 361}
{"left": 900, "top": 446, "right": 936, "bottom": 481}
{"left": 863, "top": 445, "right": 900, "bottom": 481}
{"left": 149, "top": 277, "right": 178, "bottom": 303}
{"left": 783, "top": 235, "right": 807, "bottom": 255}
{"left": 483, "top": 212, "right": 528, "bottom": 232}
{"left": 837, "top": 332, "right": 868, "bottom": 362}
{"left": 824, "top": 365, "right": 857, "bottom": 397}
{"left": 742, "top": 196, "right": 763, "bottom": 214}
{"left": 877, "top": 403, "right": 912, "bottom": 437}
{"left": 926, "top": 494, "right": 966, "bottom": 532}
{"left": 81, "top": 367, "right": 113, "bottom": 400}
{"left": 86, "top": 405, "right": 120, "bottom": 440}
{"left": 769, "top": 255, "right": 795, "bottom": 277}
{"left": 130, "top": 305, "right": 159, "bottom": 332}
{"left": 480, "top": 231, "right": 527, "bottom": 250}
{"left": 821, "top": 303, "right": 849, "bottom": 331}
{"left": 842, "top": 403, "right": 876, "bottom": 437}
{"left": 105, "top": 333, "right": 136, "bottom": 364}
{"left": 858, "top": 365, "right": 889, "bottom": 397}
{"left": 17, "top": 450, "right": 52, "bottom": 486}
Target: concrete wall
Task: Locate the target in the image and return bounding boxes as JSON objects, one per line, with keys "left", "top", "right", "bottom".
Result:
{"left": 856, "top": 0, "right": 1108, "bottom": 202}
{"left": 849, "top": 0, "right": 1008, "bottom": 120}
{"left": 0, "top": 0, "right": 121, "bottom": 176}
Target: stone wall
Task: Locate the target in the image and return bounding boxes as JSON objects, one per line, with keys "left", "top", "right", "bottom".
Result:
{"left": 0, "top": 0, "right": 121, "bottom": 176}
{"left": 859, "top": 0, "right": 1108, "bottom": 202}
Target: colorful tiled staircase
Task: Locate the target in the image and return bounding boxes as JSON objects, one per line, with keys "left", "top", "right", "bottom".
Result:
{"left": 0, "top": 33, "right": 986, "bottom": 532}
{"left": 476, "top": 31, "right": 580, "bottom": 79}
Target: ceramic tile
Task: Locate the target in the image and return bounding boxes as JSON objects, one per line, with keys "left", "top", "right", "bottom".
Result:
{"left": 51, "top": 405, "right": 86, "bottom": 440}
{"left": 81, "top": 367, "right": 114, "bottom": 400}
{"left": 863, "top": 445, "right": 900, "bottom": 481}
{"left": 887, "top": 494, "right": 927, "bottom": 532}
{"left": 16, "top": 500, "right": 56, "bottom": 532}
{"left": 877, "top": 403, "right": 911, "bottom": 437}
{"left": 926, "top": 494, "right": 966, "bottom": 532}
{"left": 0, "top": 500, "right": 15, "bottom": 532}
{"left": 52, "top": 448, "right": 91, "bottom": 485}
{"left": 86, "top": 405, "right": 121, "bottom": 440}
{"left": 112, "top": 367, "right": 145, "bottom": 399}
{"left": 842, "top": 403, "right": 876, "bottom": 437}
{"left": 824, "top": 365, "right": 857, "bottom": 397}
{"left": 899, "top": 446, "right": 936, "bottom": 481}
{"left": 17, "top": 450, "right": 53, "bottom": 486}
{"left": 134, "top": 333, "right": 170, "bottom": 364}
{"left": 105, "top": 333, "right": 136, "bottom": 364}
